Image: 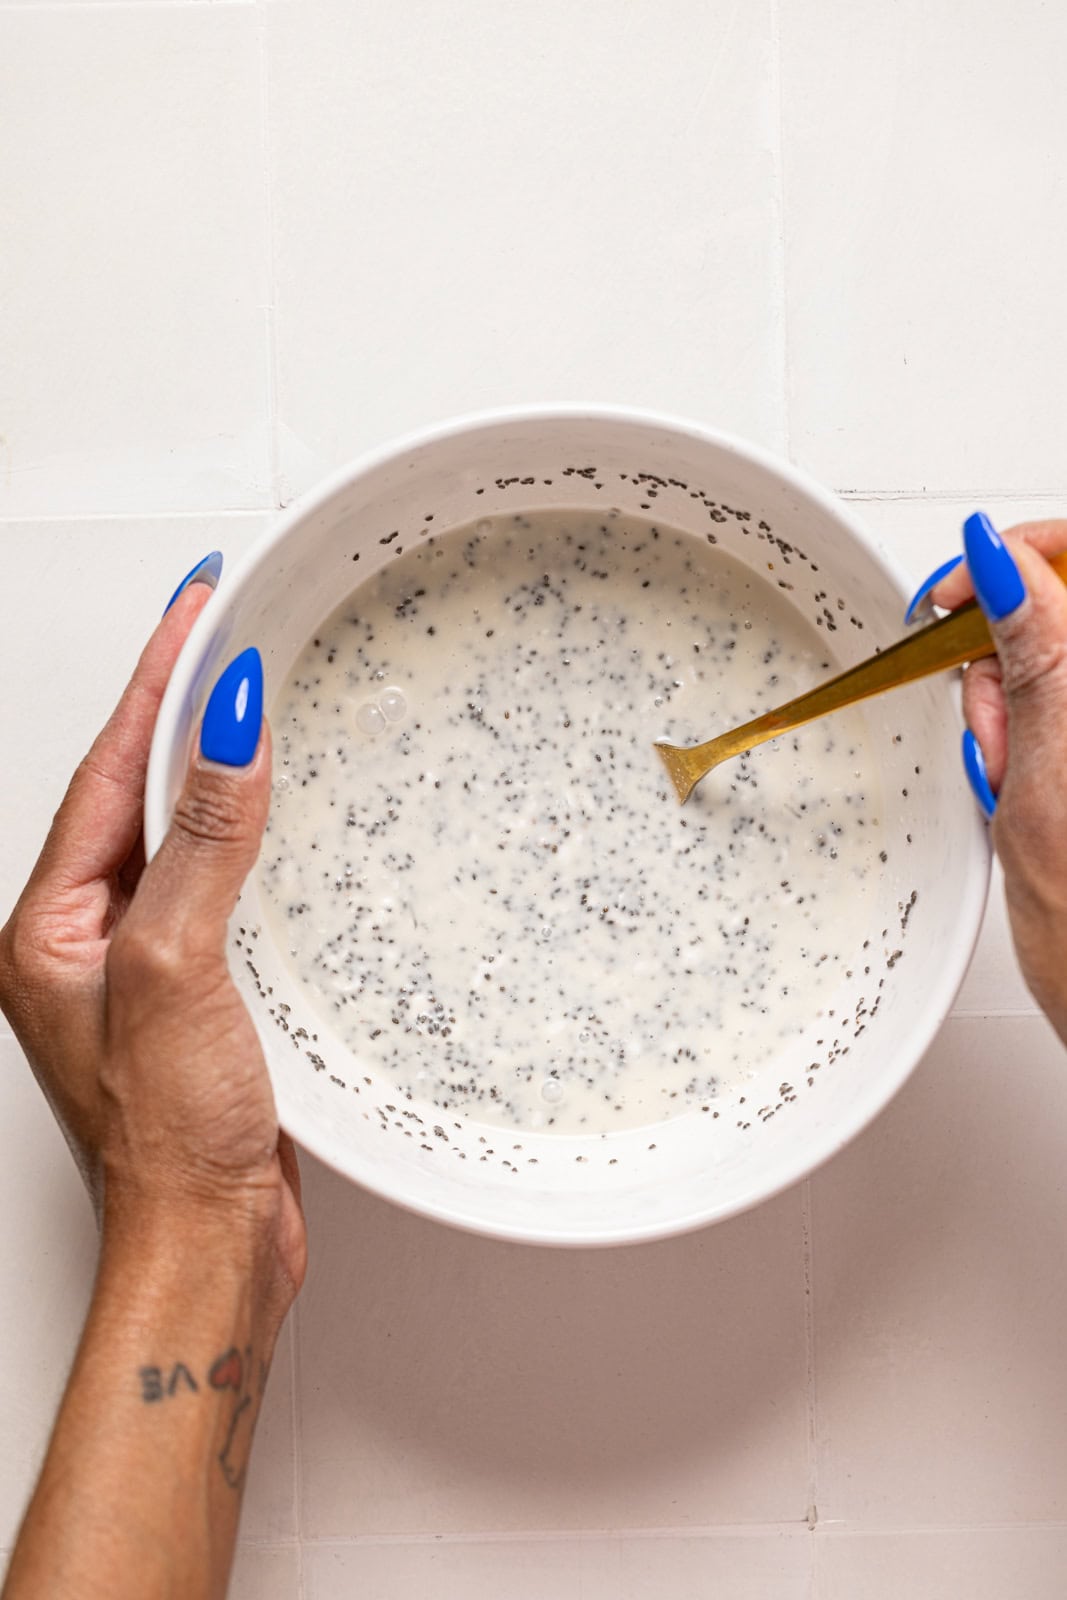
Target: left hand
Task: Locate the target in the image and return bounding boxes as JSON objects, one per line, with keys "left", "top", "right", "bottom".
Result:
{"left": 0, "top": 584, "right": 306, "bottom": 1311}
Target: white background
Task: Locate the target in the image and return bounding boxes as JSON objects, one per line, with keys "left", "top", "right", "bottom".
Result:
{"left": 2, "top": 2, "right": 1067, "bottom": 1595}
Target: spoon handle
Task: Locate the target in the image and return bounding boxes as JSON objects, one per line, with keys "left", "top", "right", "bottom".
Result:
{"left": 687, "top": 550, "right": 1067, "bottom": 768}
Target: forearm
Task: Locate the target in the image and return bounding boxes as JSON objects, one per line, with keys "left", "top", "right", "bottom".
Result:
{"left": 3, "top": 1211, "right": 288, "bottom": 1600}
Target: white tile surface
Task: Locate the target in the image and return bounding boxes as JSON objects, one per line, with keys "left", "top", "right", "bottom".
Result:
{"left": 847, "top": 494, "right": 1067, "bottom": 597}
{"left": 0, "top": 1037, "right": 97, "bottom": 1549}
{"left": 781, "top": 2, "right": 1067, "bottom": 494}
{"left": 812, "top": 1014, "right": 1067, "bottom": 1525}
{"left": 0, "top": 7, "right": 271, "bottom": 516}
{"left": 817, "top": 1528, "right": 1067, "bottom": 1600}
{"left": 267, "top": 0, "right": 785, "bottom": 503}
{"left": 230, "top": 1543, "right": 302, "bottom": 1600}
{"left": 296, "top": 1160, "right": 809, "bottom": 1536}
{"left": 304, "top": 1533, "right": 811, "bottom": 1599}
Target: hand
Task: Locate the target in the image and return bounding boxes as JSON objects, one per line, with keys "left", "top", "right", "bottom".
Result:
{"left": 0, "top": 578, "right": 306, "bottom": 1313}
{"left": 910, "top": 515, "right": 1067, "bottom": 1043}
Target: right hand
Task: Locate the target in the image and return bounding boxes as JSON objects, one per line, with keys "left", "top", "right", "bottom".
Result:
{"left": 928, "top": 516, "right": 1067, "bottom": 1044}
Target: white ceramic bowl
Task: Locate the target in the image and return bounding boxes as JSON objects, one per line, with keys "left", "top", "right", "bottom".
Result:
{"left": 145, "top": 405, "right": 989, "bottom": 1246}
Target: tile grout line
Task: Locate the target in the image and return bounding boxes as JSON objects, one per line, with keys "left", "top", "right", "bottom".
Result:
{"left": 288, "top": 1284, "right": 306, "bottom": 1596}
{"left": 283, "top": 1525, "right": 816, "bottom": 1549}
{"left": 767, "top": 0, "right": 790, "bottom": 463}
{"left": 238, "top": 1519, "right": 1067, "bottom": 1553}
{"left": 800, "top": 1176, "right": 819, "bottom": 1596}
{"left": 815, "top": 1520, "right": 1067, "bottom": 1538}
{"left": 839, "top": 487, "right": 1067, "bottom": 503}
{"left": 256, "top": 0, "right": 283, "bottom": 514}
{"left": 949, "top": 1005, "right": 1043, "bottom": 1019}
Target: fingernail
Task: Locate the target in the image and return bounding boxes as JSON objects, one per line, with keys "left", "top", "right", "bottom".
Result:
{"left": 201, "top": 648, "right": 263, "bottom": 767}
{"left": 962, "top": 729, "right": 996, "bottom": 819}
{"left": 963, "top": 511, "right": 1025, "bottom": 622}
{"left": 903, "top": 554, "right": 965, "bottom": 625}
{"left": 164, "top": 551, "right": 224, "bottom": 616}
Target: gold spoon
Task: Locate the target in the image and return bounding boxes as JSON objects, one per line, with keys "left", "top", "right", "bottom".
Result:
{"left": 655, "top": 551, "right": 1067, "bottom": 804}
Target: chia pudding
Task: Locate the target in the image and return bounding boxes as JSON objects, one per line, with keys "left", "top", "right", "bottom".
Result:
{"left": 260, "top": 509, "right": 883, "bottom": 1134}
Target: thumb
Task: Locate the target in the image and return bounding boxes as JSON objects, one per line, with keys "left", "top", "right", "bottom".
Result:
{"left": 131, "top": 648, "right": 270, "bottom": 955}
{"left": 964, "top": 512, "right": 1067, "bottom": 753}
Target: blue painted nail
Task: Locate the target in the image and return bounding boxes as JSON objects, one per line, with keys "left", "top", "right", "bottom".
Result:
{"left": 164, "top": 550, "right": 224, "bottom": 616}
{"left": 963, "top": 511, "right": 1025, "bottom": 622}
{"left": 903, "top": 554, "right": 966, "bottom": 625}
{"left": 962, "top": 729, "right": 996, "bottom": 819}
{"left": 201, "top": 648, "right": 263, "bottom": 767}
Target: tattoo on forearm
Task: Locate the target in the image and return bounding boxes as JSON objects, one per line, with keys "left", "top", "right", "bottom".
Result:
{"left": 138, "top": 1363, "right": 199, "bottom": 1402}
{"left": 209, "top": 1345, "right": 255, "bottom": 1490}
{"left": 138, "top": 1343, "right": 264, "bottom": 1491}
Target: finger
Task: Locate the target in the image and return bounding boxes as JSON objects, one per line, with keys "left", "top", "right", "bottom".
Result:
{"left": 961, "top": 658, "right": 1008, "bottom": 792}
{"left": 128, "top": 649, "right": 270, "bottom": 960}
{"left": 962, "top": 514, "right": 1067, "bottom": 758}
{"left": 962, "top": 728, "right": 997, "bottom": 820}
{"left": 933, "top": 519, "right": 1067, "bottom": 611}
{"left": 31, "top": 576, "right": 219, "bottom": 896}
{"left": 903, "top": 554, "right": 965, "bottom": 626}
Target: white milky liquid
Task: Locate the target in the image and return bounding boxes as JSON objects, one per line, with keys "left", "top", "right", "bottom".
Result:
{"left": 260, "top": 510, "right": 883, "bottom": 1134}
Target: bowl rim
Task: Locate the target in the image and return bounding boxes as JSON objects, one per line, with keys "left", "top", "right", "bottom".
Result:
{"left": 145, "top": 401, "right": 991, "bottom": 1246}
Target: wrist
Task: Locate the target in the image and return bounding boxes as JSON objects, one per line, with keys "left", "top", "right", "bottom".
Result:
{"left": 5, "top": 1178, "right": 288, "bottom": 1597}
{"left": 99, "top": 1180, "right": 295, "bottom": 1339}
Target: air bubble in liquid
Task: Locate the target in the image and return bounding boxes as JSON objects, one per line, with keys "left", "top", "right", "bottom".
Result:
{"left": 541, "top": 1078, "right": 564, "bottom": 1104}
{"left": 380, "top": 686, "right": 407, "bottom": 722}
{"left": 356, "top": 702, "right": 387, "bottom": 736}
